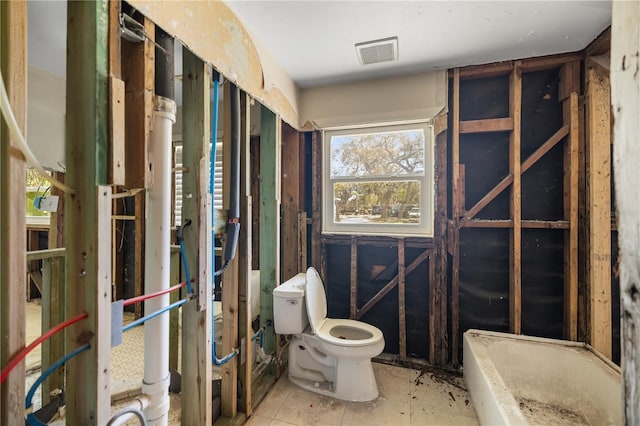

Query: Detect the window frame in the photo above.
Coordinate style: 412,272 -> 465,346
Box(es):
322,120 -> 434,237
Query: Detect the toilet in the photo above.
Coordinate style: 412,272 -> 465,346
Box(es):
273,267 -> 385,402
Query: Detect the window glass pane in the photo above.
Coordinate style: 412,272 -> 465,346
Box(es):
332,181 -> 421,225
330,129 -> 425,178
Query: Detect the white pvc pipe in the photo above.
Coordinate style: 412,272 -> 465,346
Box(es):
143,96 -> 176,425
108,394 -> 151,426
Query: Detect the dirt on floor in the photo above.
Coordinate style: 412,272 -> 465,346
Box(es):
517,397 -> 588,425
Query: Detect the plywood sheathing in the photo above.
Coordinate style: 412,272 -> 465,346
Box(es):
127,0 -> 300,129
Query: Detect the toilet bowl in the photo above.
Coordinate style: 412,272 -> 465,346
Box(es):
273,267 -> 385,402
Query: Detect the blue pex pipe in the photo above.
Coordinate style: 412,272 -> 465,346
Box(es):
123,298 -> 189,332
25,344 -> 91,426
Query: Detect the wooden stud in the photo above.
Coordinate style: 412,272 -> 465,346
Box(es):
451,68 -> 461,366
298,212 -> 307,272
350,237 -> 358,319
398,239 -> 407,360
122,16 -> 154,189
563,79 -> 580,342
181,49 -> 212,425
222,81 -> 239,418
42,173 -> 66,401
311,131 -> 322,270
259,105 -> 281,360
509,62 -> 522,335
109,77 -> 126,185
459,117 -> 514,134
586,65 -> 611,353
611,2 -> 640,420
434,131 -> 449,366
281,122 -> 301,281
64,2 -> 112,423
237,93 -> 253,415
0,1 -> 26,421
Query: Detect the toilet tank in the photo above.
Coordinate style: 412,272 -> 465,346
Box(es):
273,273 -> 308,334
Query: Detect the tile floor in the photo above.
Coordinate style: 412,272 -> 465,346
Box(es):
248,362 -> 478,426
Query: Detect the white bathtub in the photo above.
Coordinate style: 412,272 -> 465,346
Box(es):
463,329 -> 622,425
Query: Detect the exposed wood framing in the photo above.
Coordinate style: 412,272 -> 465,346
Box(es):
108,0 -> 124,185
121,16 -> 153,189
611,2 -> 640,420
357,249 -> 430,320
350,237 -> 358,319
586,63 -> 612,355
398,239 -> 407,360
0,1 -> 26,421
298,212 -> 308,272
64,2 -> 112,423
311,131 -> 322,270
222,81 -> 239,418
509,62 -> 522,335
562,63 -> 580,341
180,49 -> 212,425
460,125 -> 570,225
169,247 -> 180,371
451,68 -> 461,365
460,117 -> 513,134
237,93 -> 253,416
42,173 -> 66,401
121,17 -> 153,318
259,105 -> 281,360
281,122 -> 302,281
434,126 -> 448,366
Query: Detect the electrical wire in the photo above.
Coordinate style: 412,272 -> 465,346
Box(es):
122,282 -> 187,307
25,344 -> 91,426
106,407 -> 147,426
123,298 -> 189,332
0,70 -> 75,194
0,312 -> 88,385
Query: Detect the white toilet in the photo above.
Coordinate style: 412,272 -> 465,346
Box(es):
273,267 -> 385,402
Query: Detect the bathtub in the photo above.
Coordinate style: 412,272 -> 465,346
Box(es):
463,329 -> 622,425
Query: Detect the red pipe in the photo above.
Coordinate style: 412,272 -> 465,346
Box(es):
0,312 -> 88,385
122,281 -> 186,307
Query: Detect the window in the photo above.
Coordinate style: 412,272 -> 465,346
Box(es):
323,122 -> 433,236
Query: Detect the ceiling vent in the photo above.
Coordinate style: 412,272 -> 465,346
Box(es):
355,37 -> 398,65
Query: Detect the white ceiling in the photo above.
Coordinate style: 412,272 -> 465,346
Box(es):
224,0 -> 612,88
27,1 -> 611,88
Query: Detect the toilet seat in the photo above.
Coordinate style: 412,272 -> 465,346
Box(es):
306,267 -> 383,347
316,318 -> 384,347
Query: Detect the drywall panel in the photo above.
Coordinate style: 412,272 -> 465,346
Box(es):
127,0 -> 300,129
299,70 -> 447,129
27,66 -> 65,171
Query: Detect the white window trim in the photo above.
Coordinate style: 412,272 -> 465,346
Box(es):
322,121 -> 434,237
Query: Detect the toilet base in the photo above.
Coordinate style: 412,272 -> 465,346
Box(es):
287,334 -> 380,402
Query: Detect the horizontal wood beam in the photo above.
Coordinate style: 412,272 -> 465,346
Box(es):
321,235 -> 434,249
357,249 -> 430,320
460,117 -> 513,134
